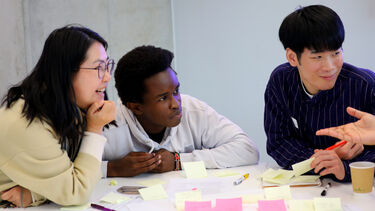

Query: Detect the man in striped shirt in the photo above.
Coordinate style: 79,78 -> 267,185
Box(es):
264,5 -> 375,182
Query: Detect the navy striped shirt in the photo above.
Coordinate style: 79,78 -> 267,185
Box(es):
264,62 -> 375,182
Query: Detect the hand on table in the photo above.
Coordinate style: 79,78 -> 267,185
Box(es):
107,151 -> 161,177
151,149 -> 175,173
1,186 -> 32,207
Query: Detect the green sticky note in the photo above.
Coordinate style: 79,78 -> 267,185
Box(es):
289,200 -> 314,211
292,157 -> 315,177
138,184 -> 168,201
264,185 -> 292,200
183,161 -> 208,179
314,197 -> 342,211
100,192 -> 130,204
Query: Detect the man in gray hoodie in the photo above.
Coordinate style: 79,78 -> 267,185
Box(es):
102,46 -> 259,177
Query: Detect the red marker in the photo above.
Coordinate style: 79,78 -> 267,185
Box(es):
325,141 -> 347,151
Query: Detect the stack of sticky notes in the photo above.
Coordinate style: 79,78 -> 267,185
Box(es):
261,158 -> 320,186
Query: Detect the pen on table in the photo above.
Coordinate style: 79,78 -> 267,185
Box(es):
320,182 -> 331,196
233,173 -> 249,185
325,140 -> 347,151
91,203 -> 116,211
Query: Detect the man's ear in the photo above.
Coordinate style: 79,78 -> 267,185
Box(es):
286,48 -> 299,67
126,102 -> 143,115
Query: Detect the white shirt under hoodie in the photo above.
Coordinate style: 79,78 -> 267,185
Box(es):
102,94 -> 259,176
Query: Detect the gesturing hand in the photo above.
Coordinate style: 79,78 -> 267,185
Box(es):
316,107 -> 375,145
107,151 -> 161,177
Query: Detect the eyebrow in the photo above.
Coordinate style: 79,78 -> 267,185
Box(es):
92,57 -> 109,64
156,83 -> 180,98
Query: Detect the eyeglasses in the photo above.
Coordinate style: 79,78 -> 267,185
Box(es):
80,59 -> 115,79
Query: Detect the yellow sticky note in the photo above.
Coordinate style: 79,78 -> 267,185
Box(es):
100,192 -> 130,204
263,169 -> 294,184
291,175 -> 320,183
292,157 -> 314,177
137,178 -> 166,187
241,194 -> 264,204
215,170 -> 240,177
60,203 -> 90,210
289,200 -> 314,211
109,179 -> 117,186
314,197 -> 342,211
175,189 -> 202,210
138,184 -> 168,201
264,185 -> 292,200
183,161 -> 208,179
260,168 -> 280,179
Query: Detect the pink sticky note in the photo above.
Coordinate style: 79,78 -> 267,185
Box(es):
258,200 -> 287,211
185,201 -> 212,211
215,198 -> 242,211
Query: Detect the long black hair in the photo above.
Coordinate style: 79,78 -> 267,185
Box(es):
1,24 -> 108,160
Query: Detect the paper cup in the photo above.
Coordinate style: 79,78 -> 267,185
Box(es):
349,161 -> 375,194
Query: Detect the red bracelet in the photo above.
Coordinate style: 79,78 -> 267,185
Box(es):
174,152 -> 181,171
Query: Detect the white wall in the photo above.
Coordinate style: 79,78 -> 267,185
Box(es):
172,0 -> 375,162
1,0 -> 173,101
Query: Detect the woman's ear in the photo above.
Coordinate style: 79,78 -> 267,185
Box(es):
126,102 -> 143,115
286,48 -> 299,67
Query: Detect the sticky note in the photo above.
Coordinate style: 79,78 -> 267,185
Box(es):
260,168 -> 281,179
185,201 -> 211,211
264,169 -> 294,185
292,157 -> 314,177
264,185 -> 292,200
109,179 -> 117,186
314,197 -> 342,211
175,189 -> 202,211
100,192 -> 130,204
215,170 -> 240,177
138,184 -> 168,201
258,200 -> 287,211
137,178 -> 166,187
241,193 -> 265,204
60,203 -> 90,210
183,161 -> 208,179
289,200 -> 314,211
291,175 -> 320,183
215,198 -> 242,211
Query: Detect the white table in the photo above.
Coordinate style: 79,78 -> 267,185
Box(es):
23,163 -> 375,211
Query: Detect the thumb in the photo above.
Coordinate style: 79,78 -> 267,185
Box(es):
347,107 -> 367,120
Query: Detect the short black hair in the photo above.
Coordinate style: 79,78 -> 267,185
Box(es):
115,45 -> 174,105
279,5 -> 345,59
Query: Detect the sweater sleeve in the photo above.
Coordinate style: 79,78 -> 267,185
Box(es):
264,81 -> 315,169
0,116 -> 106,206
180,102 -> 259,168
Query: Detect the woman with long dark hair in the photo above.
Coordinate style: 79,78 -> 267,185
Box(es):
0,25 -> 116,207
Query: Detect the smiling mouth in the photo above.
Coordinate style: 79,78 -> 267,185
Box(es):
321,74 -> 336,80
96,88 -> 105,94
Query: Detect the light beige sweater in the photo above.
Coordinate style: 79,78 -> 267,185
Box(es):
0,99 -> 107,206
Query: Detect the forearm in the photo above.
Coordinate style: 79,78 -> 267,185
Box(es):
180,137 -> 259,168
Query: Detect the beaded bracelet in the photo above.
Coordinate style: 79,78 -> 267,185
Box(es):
174,152 -> 182,171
